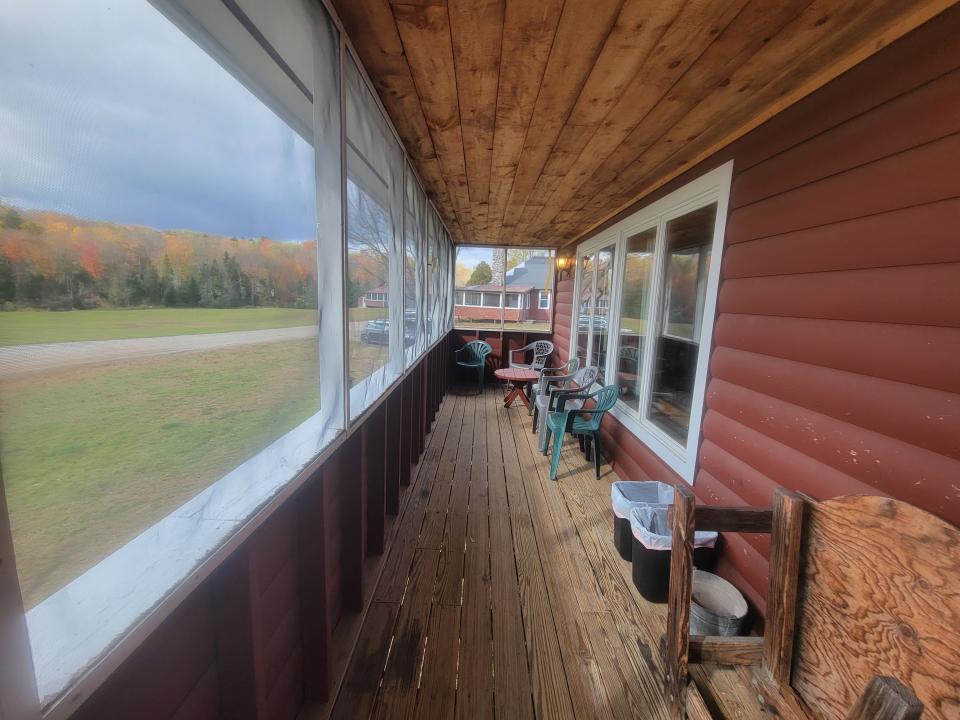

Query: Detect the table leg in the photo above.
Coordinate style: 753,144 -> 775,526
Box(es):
503,383 -> 521,407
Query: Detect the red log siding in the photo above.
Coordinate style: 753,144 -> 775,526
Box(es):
73,336 -> 452,718
554,7 -> 960,614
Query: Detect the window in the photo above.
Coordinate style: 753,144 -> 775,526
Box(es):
344,54 -> 405,418
0,0 -> 454,708
646,203 -> 717,442
0,0 -> 324,614
577,245 -> 615,383
454,246 -> 555,332
571,162 -> 732,481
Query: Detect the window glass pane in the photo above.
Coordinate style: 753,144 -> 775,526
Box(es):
647,203 -> 717,444
502,248 -> 554,332
0,0 -> 319,608
346,176 -> 390,384
504,293 -> 521,308
539,291 -> 551,310
591,246 -> 615,382
576,254 -> 594,364
454,246 -> 503,330
615,227 -> 656,411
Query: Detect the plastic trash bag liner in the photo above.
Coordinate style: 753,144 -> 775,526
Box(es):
611,480 -> 675,519
630,505 -> 718,551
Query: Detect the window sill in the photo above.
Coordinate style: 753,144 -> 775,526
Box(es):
27,410 -> 338,717
607,401 -> 693,483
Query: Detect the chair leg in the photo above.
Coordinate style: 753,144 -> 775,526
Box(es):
531,405 -> 538,433
578,434 -> 585,453
543,427 -> 552,457
549,429 -> 564,481
592,430 -> 602,479
478,367 -> 484,394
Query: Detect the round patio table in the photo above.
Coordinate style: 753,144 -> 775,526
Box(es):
494,367 -> 540,409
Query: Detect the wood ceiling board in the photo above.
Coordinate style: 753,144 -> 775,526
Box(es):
555,0 -> 960,242
393,3 -> 474,237
333,0 -> 464,239
448,0 -> 505,241
519,0 -> 685,227
486,0 -> 564,246
497,0 -> 626,245
522,0 -> 751,237
330,0 -> 957,247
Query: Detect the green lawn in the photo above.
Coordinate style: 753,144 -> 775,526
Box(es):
0,339 -> 321,607
0,307 -> 319,346
348,306 -> 387,322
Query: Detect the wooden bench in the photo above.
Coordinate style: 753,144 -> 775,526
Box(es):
664,485 -> 960,719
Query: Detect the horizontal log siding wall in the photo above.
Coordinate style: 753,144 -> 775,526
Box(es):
72,335 -> 452,719
554,7 -> 960,614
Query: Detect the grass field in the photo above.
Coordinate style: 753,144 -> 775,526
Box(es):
0,307 -> 320,346
0,339 -> 321,607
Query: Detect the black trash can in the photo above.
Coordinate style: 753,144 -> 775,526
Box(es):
611,481 -> 675,562
629,505 -> 718,603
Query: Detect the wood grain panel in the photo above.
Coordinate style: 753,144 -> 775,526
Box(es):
792,496 -> 960,719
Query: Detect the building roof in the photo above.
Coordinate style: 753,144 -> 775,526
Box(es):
458,255 -> 551,292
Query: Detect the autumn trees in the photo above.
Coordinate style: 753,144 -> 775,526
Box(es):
0,205 -> 318,311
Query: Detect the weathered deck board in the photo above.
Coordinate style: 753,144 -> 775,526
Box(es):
329,387 -> 757,718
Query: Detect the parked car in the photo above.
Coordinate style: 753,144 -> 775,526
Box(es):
361,317 -> 419,346
360,319 -> 389,345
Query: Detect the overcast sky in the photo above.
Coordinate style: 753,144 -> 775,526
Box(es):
0,0 -> 316,242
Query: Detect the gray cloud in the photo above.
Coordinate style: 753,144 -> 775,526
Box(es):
0,0 -> 316,241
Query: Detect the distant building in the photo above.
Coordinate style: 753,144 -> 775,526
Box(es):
361,284 -> 388,308
455,255 -> 552,324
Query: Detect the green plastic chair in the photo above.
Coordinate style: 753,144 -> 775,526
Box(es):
544,384 -> 619,481
454,340 -> 493,394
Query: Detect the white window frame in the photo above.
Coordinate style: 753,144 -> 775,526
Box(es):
570,161 -> 733,483
538,290 -> 551,310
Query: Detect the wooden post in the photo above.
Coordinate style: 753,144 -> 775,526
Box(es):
298,476 -> 330,703
665,483 -> 696,719
340,436 -> 364,613
385,389 -> 402,514
845,677 -> 923,720
213,551 -> 262,720
762,488 -> 805,684
364,405 -> 387,556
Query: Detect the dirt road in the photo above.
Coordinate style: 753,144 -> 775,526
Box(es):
0,325 -> 320,380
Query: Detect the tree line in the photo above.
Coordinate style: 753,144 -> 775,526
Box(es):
0,206 -> 318,311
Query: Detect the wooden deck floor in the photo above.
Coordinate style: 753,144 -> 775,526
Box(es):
328,387 -> 754,719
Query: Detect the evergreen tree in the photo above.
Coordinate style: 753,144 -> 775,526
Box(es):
1,208 -> 24,230
183,276 -> 201,306
163,284 -> 179,307
467,261 -> 493,286
0,256 -> 15,302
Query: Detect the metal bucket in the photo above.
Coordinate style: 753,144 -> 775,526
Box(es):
690,570 -> 748,636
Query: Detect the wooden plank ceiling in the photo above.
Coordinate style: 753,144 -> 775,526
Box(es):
329,0 -> 955,246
